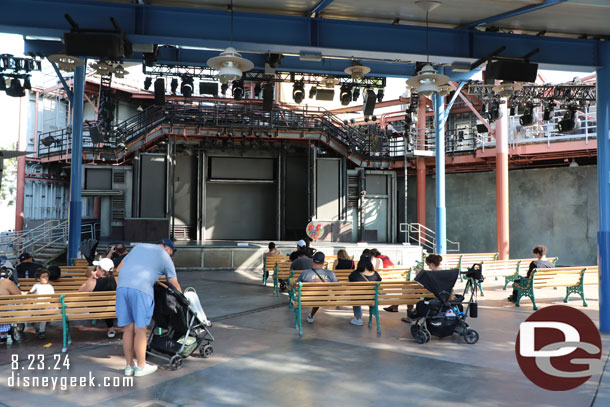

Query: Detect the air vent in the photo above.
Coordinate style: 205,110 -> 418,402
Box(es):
112,196 -> 125,220
347,175 -> 360,208
113,170 -> 125,184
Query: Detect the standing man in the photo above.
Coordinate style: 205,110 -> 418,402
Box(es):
115,238 -> 181,377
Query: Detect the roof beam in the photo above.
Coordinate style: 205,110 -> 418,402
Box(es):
309,0 -> 335,17
457,0 -> 568,30
4,0 -> 599,71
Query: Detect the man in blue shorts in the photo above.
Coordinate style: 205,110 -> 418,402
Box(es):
115,238 -> 181,377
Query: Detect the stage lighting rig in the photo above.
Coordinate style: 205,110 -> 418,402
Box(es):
293,81 -> 305,104
232,80 -> 244,100
340,84 -> 352,106
519,102 -> 536,126
557,105 -> 580,133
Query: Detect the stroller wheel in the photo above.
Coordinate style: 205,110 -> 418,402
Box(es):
410,324 -> 421,338
200,344 -> 214,358
423,329 -> 431,343
464,329 -> 479,345
169,355 -> 183,370
414,329 -> 428,344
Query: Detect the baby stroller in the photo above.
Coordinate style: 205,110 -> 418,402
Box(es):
147,282 -> 215,370
409,268 -> 481,345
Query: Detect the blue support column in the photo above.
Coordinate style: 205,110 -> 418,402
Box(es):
598,42 -> 610,333
434,92 -> 446,255
67,64 -> 85,265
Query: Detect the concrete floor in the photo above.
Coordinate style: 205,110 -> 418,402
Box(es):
0,270 -> 609,407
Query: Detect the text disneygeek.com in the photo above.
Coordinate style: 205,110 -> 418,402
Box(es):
8,371 -> 134,391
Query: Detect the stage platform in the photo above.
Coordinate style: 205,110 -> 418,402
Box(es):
104,240 -> 424,271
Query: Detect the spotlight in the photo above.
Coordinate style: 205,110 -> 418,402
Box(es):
486,101 -> 502,121
41,136 -> 56,147
180,76 -> 194,98
509,105 -> 516,116
372,115 -> 377,122
5,78 -> 25,97
340,84 -> 352,106
170,78 -> 178,94
519,103 -> 536,126
144,77 -> 152,90
254,82 -> 262,98
293,81 -> 305,104
557,106 -> 580,133
352,87 -> 360,101
376,89 -> 384,103
543,103 -> 554,121
0,75 -> 5,91
23,76 -> 31,90
309,86 -> 317,99
232,80 -> 244,100
221,83 -> 229,95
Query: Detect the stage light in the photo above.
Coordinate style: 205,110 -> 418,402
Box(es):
486,101 -> 502,121
254,82 -> 262,98
0,75 -> 5,91
340,84 -> 352,106
376,89 -> 384,103
309,86 -> 317,99
5,78 -> 25,97
23,76 -> 31,90
293,81 -> 305,104
509,105 -> 516,116
543,103 -> 554,121
519,103 -> 536,126
557,106 -> 580,133
170,78 -> 178,94
181,77 -> 194,98
144,77 -> 152,90
232,80 -> 244,100
41,136 -> 56,147
352,87 -> 360,101
221,83 -> 229,95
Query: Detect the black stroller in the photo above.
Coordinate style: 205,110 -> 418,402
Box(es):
147,282 -> 215,370
409,267 -> 481,345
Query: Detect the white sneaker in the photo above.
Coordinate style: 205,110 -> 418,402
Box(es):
306,314 -> 315,324
134,363 -> 158,377
124,364 -> 136,376
350,318 -> 363,326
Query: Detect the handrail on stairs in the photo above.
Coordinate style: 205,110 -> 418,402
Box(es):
400,223 -> 460,253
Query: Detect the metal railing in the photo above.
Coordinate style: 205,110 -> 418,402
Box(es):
401,222 -> 460,253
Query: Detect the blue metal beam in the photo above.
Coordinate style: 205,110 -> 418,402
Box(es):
597,41 -> 610,333
49,60 -> 73,103
458,0 -> 568,30
310,0 -> 335,17
67,64 -> 85,265
440,81 -> 466,126
3,0 -> 598,71
434,84 -> 447,255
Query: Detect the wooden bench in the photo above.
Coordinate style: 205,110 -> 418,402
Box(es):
263,256 -> 289,285
60,266 -> 89,278
273,261 -> 293,296
18,277 -> 88,293
292,281 -> 431,335
514,266 -> 598,310
0,291 -> 116,352
72,259 -> 89,267
481,257 -> 558,290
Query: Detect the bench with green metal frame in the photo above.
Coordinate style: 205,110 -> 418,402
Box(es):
263,256 -> 289,286
500,257 -> 558,290
513,266 -> 598,310
0,291 -> 116,352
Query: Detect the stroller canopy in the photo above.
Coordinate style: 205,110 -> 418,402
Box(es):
415,269 -> 460,302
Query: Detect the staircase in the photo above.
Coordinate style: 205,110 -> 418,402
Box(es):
401,223 -> 460,253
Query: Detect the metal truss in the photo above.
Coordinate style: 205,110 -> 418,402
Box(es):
466,82 -> 596,102
0,54 -> 42,77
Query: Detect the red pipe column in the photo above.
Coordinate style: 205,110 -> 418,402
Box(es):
495,100 -> 510,259
416,96 -> 427,226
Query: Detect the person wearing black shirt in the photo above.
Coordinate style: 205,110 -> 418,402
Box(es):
79,258 -> 118,337
348,255 -> 382,326
508,245 -> 554,302
16,253 -> 43,280
107,243 -> 129,268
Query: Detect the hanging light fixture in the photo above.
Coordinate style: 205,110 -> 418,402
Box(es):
407,2 -> 449,96
113,64 -> 128,78
91,61 -> 115,76
344,61 -> 371,80
48,53 -> 85,72
492,81 -> 523,98
206,1 -> 253,83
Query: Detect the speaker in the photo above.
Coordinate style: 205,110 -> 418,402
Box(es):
315,89 -> 335,101
476,124 -> 488,133
363,89 -> 376,116
64,32 -> 132,59
484,60 -> 538,84
154,78 -> 165,105
262,83 -> 274,112
199,82 -> 218,97
88,124 -> 105,144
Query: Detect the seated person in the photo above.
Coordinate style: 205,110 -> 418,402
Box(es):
16,252 -> 43,280
372,248 -> 394,269
284,248 -> 314,291
508,245 -> 554,303
107,243 -> 129,268
289,240 -> 308,261
332,249 -> 355,270
79,258 -> 118,338
348,257 -> 381,326
264,242 -> 282,259
291,252 -> 338,324
29,268 -> 55,339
